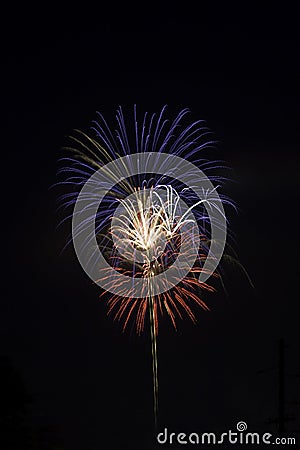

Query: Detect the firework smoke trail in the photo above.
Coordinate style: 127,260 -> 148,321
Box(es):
148,279 -> 159,427
56,105 -> 235,428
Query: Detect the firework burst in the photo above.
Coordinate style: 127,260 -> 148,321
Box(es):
57,105 -> 235,426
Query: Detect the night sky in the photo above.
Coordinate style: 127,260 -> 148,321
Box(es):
2,12 -> 300,450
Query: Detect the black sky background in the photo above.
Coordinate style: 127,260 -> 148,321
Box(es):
2,11 -> 300,449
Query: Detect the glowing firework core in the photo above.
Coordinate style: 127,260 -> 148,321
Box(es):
111,185 -> 201,279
